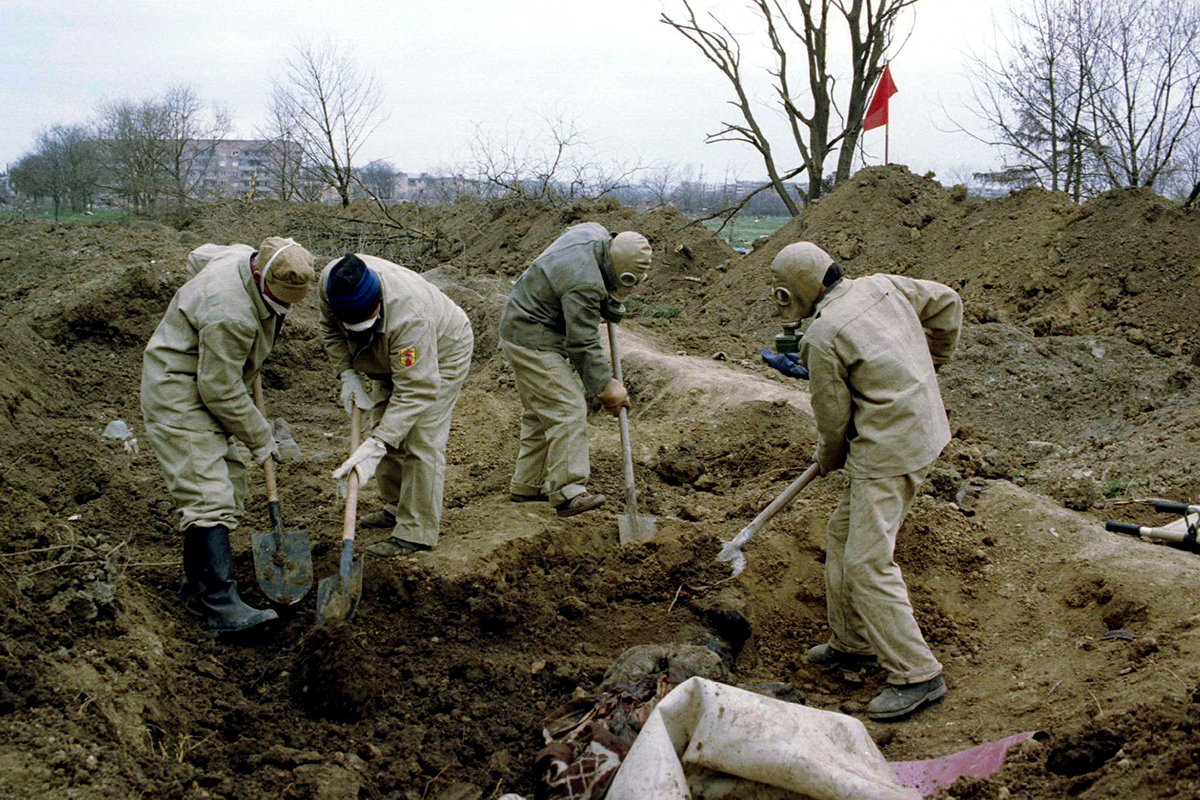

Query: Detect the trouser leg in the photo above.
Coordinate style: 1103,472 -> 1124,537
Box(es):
367,385 -> 402,516
392,339 -> 472,547
837,465 -> 942,685
143,421 -> 241,532
825,486 -> 874,656
510,405 -> 549,496
502,341 -> 590,507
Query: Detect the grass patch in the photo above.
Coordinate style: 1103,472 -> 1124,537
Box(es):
1102,477 -> 1134,498
27,206 -> 131,223
623,298 -> 682,320
701,214 -> 791,251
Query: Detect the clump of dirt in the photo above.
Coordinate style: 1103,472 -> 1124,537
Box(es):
291,622 -> 378,721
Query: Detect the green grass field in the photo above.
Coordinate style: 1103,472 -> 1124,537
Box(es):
23,206 -> 131,223
701,214 -> 791,251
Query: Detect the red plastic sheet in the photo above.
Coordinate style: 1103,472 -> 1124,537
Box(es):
890,731 -> 1045,797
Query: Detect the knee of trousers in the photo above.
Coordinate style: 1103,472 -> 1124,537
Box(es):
842,560 -> 894,595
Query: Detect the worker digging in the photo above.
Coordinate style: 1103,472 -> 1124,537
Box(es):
141,236 -> 315,633
766,241 -> 963,721
319,253 -> 474,559
498,223 -> 652,519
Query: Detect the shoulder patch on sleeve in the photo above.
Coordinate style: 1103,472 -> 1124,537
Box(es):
399,346 -> 418,367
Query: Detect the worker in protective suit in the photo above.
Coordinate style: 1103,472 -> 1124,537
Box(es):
142,237 -> 315,633
498,223 -> 651,517
766,242 -> 961,721
319,254 -> 473,558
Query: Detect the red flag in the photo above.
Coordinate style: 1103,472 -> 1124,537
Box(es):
863,64 -> 898,131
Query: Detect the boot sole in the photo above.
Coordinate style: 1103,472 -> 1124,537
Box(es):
556,497 -> 606,517
868,682 -> 948,721
209,610 -> 279,635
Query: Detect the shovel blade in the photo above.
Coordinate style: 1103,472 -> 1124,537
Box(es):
618,513 -> 658,545
315,557 -> 364,627
252,526 -> 314,606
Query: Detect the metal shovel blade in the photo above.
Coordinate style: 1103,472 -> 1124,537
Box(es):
252,501 -> 313,606
618,513 -> 658,545
315,540 -> 364,626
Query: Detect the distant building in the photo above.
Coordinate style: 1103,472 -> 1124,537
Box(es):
192,139 -> 282,199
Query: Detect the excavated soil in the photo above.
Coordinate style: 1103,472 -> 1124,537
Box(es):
3,174 -> 1200,799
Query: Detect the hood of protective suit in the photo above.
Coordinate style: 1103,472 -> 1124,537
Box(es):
609,231 -> 652,300
770,242 -> 834,322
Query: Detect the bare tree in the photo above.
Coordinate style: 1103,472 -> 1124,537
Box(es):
96,98 -> 166,212
357,159 -> 398,200
1090,0 -> 1200,190
94,84 -> 228,211
465,111 -> 643,206
964,0 -> 1200,199
9,126 -> 100,218
271,40 -> 387,207
662,0 -> 918,215
962,0 -> 1106,199
155,84 -> 230,203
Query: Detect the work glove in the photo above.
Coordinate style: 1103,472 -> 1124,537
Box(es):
596,378 -> 631,418
339,369 -> 374,416
761,348 -> 809,379
332,437 -> 387,496
250,439 -> 281,466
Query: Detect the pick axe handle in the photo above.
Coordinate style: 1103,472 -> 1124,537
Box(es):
343,406 -> 362,545
741,463 -> 820,540
252,375 -> 278,503
606,323 -> 639,515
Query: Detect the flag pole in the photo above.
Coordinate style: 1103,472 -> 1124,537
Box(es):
884,60 -> 890,165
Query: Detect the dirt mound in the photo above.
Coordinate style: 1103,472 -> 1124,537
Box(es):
682,166 -> 1200,361
5,191 -> 1200,799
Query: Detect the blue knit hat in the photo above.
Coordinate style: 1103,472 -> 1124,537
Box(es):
326,254 -> 382,324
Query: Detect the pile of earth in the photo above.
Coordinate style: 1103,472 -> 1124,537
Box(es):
2,184 -> 1200,800
693,165 -> 1200,360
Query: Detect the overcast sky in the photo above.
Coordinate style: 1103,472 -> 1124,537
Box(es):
0,0 -> 1004,185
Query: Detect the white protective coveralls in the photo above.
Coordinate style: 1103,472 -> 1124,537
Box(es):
799,274 -> 961,685
318,255 -> 474,548
141,245 -> 280,531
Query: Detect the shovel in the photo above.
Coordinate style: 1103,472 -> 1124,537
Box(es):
717,462 -> 820,577
315,405 -> 365,626
607,322 -> 658,544
250,375 -> 313,605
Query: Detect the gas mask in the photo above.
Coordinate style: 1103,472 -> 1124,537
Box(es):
769,285 -> 803,352
600,269 -> 647,324
604,232 -> 652,324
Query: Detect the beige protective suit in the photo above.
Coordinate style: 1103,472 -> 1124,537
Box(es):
318,255 -> 473,548
497,223 -> 619,506
799,274 -> 961,685
141,246 -> 280,531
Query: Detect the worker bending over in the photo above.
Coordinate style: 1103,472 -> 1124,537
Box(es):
767,241 -> 962,720
320,254 -> 473,558
498,223 -> 651,517
142,237 -> 314,633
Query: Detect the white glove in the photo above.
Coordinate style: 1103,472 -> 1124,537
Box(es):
339,369 -> 374,417
332,437 -> 388,495
251,439 -> 280,466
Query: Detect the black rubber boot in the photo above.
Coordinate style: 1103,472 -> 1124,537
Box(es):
181,525 -> 278,633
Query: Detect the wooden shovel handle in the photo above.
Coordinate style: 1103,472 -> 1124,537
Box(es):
343,406 -> 362,543
252,375 -> 278,503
